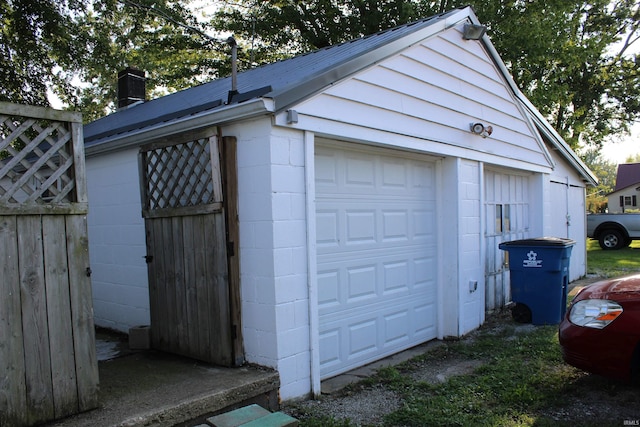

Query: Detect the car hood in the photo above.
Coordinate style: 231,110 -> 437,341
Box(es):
576,274 -> 640,303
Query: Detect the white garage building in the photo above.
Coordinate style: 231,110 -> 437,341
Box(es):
83,7 -> 596,400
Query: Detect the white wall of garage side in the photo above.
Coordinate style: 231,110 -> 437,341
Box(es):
439,158 -> 484,337
85,148 -> 149,333
544,149 -> 588,281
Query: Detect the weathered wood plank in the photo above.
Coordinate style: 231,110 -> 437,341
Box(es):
223,136 -> 244,365
148,217 -> 169,351
43,215 -> 79,418
0,215 -> 28,427
17,215 -> 55,425
182,215 -> 199,358
65,214 -> 99,412
193,214 -> 212,361
206,212 -> 232,366
0,101 -> 82,123
146,217 -> 163,349
162,216 -> 178,353
71,122 -> 88,204
209,136 -> 223,203
141,202 -> 222,219
139,127 -> 216,152
171,216 -> 187,355
0,202 -> 88,216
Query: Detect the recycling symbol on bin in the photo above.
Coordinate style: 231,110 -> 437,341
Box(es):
522,250 -> 543,268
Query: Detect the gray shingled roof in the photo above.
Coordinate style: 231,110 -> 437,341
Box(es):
84,8 -> 462,145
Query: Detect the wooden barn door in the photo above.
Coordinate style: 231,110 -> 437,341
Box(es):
0,102 -> 98,426
139,130 -> 241,366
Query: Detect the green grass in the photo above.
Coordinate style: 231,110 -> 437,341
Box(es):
377,324 -> 581,426
290,244 -> 640,427
586,239 -> 640,277
294,318 -> 636,427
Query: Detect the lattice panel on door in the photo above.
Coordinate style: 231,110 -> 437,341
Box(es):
141,137 -> 219,211
0,114 -> 76,205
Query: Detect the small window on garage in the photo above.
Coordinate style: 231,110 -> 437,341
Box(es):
504,204 -> 511,231
495,204 -> 512,233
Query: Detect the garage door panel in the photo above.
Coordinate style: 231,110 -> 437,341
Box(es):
316,144 -> 437,378
346,210 -> 376,244
414,256 -> 437,289
318,204 -> 432,251
383,310 -> 411,346
414,208 -> 436,239
349,319 -> 378,358
318,269 -> 340,309
318,253 -> 434,313
319,295 -> 437,374
316,210 -> 339,247
382,260 -> 410,293
346,264 -> 377,301
413,301 -> 437,337
319,328 -> 341,368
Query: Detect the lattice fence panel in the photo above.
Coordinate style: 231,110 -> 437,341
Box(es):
0,113 -> 77,205
141,137 -> 219,211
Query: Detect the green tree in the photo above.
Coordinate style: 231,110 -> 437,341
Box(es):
471,0 -> 640,150
0,0 -> 88,106
70,0 -> 229,121
582,147 -> 617,212
624,153 -> 640,163
0,0 -> 227,122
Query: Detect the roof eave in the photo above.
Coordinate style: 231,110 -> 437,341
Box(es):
85,98 -> 274,157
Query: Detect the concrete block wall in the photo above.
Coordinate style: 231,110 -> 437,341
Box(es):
85,148 -> 150,332
230,119 -> 312,400
458,160 -> 484,335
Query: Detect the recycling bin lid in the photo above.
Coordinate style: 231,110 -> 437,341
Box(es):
498,237 -> 576,248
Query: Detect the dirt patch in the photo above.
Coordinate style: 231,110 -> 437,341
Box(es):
407,357 -> 485,384
291,384 -> 401,426
539,374 -> 640,423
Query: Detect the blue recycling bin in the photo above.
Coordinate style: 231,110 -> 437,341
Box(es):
498,237 -> 575,325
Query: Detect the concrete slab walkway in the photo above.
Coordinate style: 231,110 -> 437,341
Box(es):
43,350 -> 279,427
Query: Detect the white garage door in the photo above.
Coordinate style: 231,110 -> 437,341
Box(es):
315,143 -> 438,379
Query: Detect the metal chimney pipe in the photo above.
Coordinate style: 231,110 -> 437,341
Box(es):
227,36 -> 238,92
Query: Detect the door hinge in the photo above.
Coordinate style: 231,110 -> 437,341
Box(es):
227,241 -> 235,257
144,255 -> 154,263
231,324 -> 238,339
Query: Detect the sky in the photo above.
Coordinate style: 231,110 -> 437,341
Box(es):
599,122 -> 640,164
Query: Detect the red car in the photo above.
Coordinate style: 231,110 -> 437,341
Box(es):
559,274 -> 640,383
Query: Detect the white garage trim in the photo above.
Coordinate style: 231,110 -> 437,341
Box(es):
315,140 -> 439,379
304,131 -> 322,396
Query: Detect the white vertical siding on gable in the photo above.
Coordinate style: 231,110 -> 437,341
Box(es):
294,27 -> 550,170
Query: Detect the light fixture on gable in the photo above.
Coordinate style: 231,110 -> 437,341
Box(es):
470,122 -> 493,138
463,23 -> 487,40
